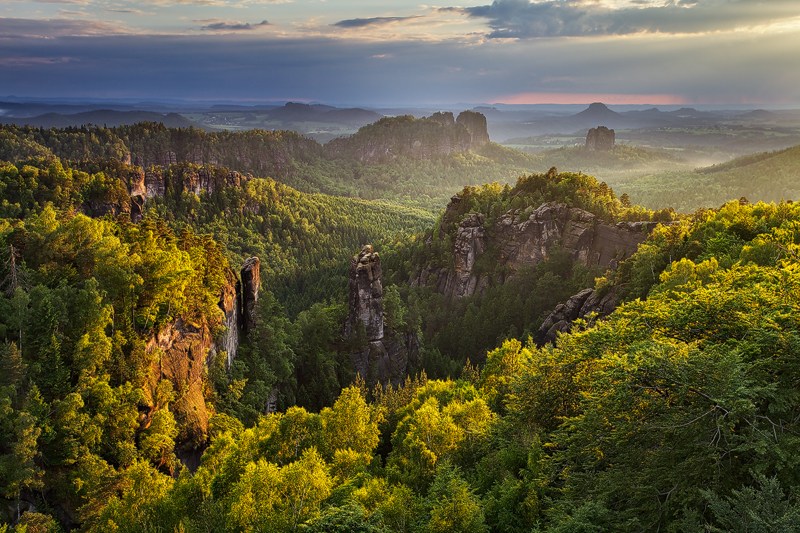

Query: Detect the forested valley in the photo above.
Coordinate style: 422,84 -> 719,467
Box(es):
3,117 -> 800,532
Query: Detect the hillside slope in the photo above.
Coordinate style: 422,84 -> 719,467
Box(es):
615,144 -> 800,211
0,115 -> 535,209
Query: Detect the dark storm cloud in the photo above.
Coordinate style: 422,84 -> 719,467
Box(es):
458,0 -> 800,38
333,16 -> 421,29
200,20 -> 269,31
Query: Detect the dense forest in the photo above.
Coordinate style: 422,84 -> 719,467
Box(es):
0,121 -> 533,211
3,121 -> 800,531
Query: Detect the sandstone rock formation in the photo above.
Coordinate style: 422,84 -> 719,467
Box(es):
345,245 -> 419,386
457,110 -> 490,146
80,163 -> 249,221
326,110 -> 490,163
345,245 -> 384,342
414,198 -> 655,300
586,126 -> 615,151
145,317 -> 214,447
535,286 -> 621,346
142,166 -> 247,200
143,256 -> 261,449
217,269 -> 239,369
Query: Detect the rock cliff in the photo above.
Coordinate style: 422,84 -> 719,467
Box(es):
145,317 -> 214,447
325,111 -> 490,163
457,110 -> 490,147
414,197 -> 655,300
143,165 -> 247,200
344,245 -> 419,386
79,163 -> 249,221
535,286 -> 621,346
143,256 -> 261,449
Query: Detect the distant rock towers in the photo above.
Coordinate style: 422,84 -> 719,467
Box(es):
586,126 -> 615,151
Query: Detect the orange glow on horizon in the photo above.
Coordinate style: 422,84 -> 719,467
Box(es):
493,92 -> 690,105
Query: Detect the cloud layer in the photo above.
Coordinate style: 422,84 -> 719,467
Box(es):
200,19 -> 269,31
461,0 -> 800,38
1,0 -> 799,105
333,16 -> 421,29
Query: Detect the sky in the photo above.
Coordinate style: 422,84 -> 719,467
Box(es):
1,0 -> 800,106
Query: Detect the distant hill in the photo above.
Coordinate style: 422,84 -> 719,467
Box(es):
526,144 -> 690,177
571,102 -> 623,122
260,102 -> 382,126
1,109 -> 199,129
0,119 -> 534,209
325,111 -> 490,163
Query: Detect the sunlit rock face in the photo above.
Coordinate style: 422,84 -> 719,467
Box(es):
142,256 -> 262,450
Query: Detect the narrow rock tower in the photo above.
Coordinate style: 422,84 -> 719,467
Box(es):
345,245 -> 418,385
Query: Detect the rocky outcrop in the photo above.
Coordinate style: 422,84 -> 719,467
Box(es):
586,126 -> 615,151
414,198 -> 655,300
239,257 -> 261,334
345,245 -> 419,386
441,213 -> 488,299
326,111 -> 490,163
345,245 -> 384,342
535,286 -> 621,345
142,166 -> 247,200
495,203 -> 652,270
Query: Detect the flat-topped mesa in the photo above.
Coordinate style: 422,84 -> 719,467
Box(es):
345,245 -> 419,386
586,126 -> 615,151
